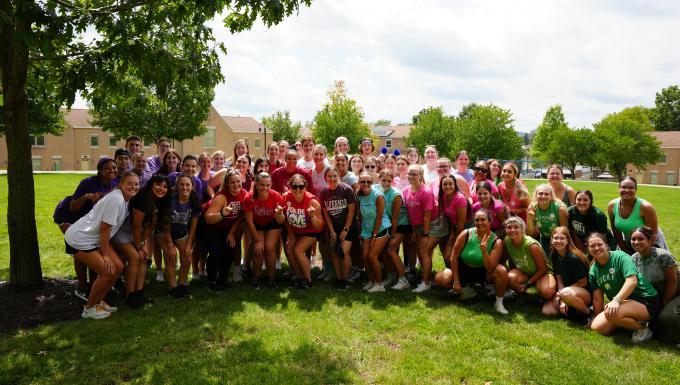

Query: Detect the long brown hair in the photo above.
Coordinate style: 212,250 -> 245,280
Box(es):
551,226 -> 590,267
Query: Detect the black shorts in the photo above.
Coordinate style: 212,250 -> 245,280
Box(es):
363,228 -> 389,240
171,227 -> 188,241
65,241 -> 97,255
396,224 -> 412,234
297,231 -> 322,240
459,261 -> 487,286
255,220 -> 283,232
334,225 -> 359,243
630,295 -> 662,319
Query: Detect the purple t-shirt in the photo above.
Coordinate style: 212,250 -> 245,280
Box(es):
319,182 -> 357,232
402,184 -> 437,226
71,176 -> 118,219
168,172 -> 204,200
147,155 -> 162,175
170,193 -> 200,231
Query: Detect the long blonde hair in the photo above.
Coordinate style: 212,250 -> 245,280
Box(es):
530,184 -> 564,210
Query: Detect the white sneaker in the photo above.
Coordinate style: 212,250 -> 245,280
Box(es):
631,327 -> 653,343
82,305 -> 111,320
98,301 -> 117,313
232,266 -> 243,283
276,259 -> 282,270
362,281 -> 375,291
392,278 -> 411,291
460,286 -> 477,300
494,302 -> 509,315
310,254 -> 316,267
383,273 -> 397,288
192,273 -> 200,281
156,270 -> 165,282
368,283 -> 385,292
412,282 -> 431,293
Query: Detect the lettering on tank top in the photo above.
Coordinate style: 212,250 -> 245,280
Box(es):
325,198 -> 348,217
254,205 -> 273,218
286,202 -> 308,228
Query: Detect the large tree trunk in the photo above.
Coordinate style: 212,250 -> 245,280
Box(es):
1,2 -> 43,287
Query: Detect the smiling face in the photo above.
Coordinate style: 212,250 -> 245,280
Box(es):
575,192 -> 592,214
547,166 -> 563,183
165,153 -> 180,171
384,157 -> 396,171
116,155 -> 130,171
619,179 -> 637,200
350,157 -> 363,173
360,141 -> 373,155
407,150 -> 419,165
313,148 -> 326,165
256,161 -> 269,173
268,144 -> 279,160
177,175 -> 193,197
100,161 -> 118,182
379,173 -> 393,192
535,186 -> 552,206
256,176 -> 272,196
473,162 -> 489,182
212,153 -> 225,169
456,153 -> 469,169
476,186 -> 491,204
126,140 -> 142,155
551,230 -> 568,253
335,156 -> 348,173
289,176 -> 306,197
236,155 -> 250,173
157,140 -> 171,157
133,155 -> 147,172
474,211 -> 491,232
587,235 -> 609,261
228,173 -> 242,195
631,230 -> 652,254
501,164 -> 516,182
285,152 -> 298,171
120,174 -> 140,200
335,139 -> 349,154
358,175 -> 373,194
325,169 -> 340,187
504,221 -> 523,240
199,156 -> 211,172
235,142 -> 248,157
182,159 -> 198,176
152,180 -> 168,199
424,147 -> 437,164
437,159 -> 450,176
441,176 -> 456,195
407,165 -> 422,186
279,142 -> 290,155
396,159 -> 409,175
364,158 -> 377,173
302,140 -> 315,156
489,161 -> 500,178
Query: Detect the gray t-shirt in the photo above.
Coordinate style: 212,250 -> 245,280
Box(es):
319,182 -> 357,232
631,247 -> 679,297
340,171 -> 358,187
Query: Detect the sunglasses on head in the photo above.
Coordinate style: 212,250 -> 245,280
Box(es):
290,184 -> 305,190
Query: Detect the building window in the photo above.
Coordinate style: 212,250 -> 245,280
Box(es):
386,139 -> 392,148
31,157 -> 42,170
203,127 -> 216,148
90,135 -> 99,148
649,171 -> 658,184
255,139 -> 261,149
109,136 -> 118,147
52,157 -> 62,171
659,153 -> 667,165
30,135 -> 45,146
667,172 -> 676,186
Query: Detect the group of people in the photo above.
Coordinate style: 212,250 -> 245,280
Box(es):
54,135 -> 679,346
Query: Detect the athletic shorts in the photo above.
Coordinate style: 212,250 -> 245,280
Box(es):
362,228 -> 389,240
415,215 -> 449,239
630,295 -> 662,319
296,231 -> 322,240
255,220 -> 283,232
65,241 -> 97,255
171,227 -> 188,241
458,262 -> 487,286
396,224 -> 412,234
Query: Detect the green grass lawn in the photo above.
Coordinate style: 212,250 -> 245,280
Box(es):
1,175 -> 679,385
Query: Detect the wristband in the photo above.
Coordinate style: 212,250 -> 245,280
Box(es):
343,227 -> 350,232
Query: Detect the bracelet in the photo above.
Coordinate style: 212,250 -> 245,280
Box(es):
343,227 -> 349,232
612,296 -> 622,304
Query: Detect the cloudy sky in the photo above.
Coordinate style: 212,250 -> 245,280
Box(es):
202,0 -> 680,131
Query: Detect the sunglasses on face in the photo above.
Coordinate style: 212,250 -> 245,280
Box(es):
474,167 -> 488,173
359,180 -> 372,184
290,184 -> 305,190
365,165 -> 376,169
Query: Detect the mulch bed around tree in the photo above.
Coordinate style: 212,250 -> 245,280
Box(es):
0,278 -> 85,334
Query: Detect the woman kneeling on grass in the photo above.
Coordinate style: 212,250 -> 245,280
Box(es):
357,172 -> 392,292
630,227 -> 680,345
435,209 -> 509,314
283,174 -> 325,290
112,174 -> 171,308
588,232 -> 659,343
162,174 -> 201,298
504,216 -> 556,301
244,172 -> 285,289
64,171 -> 139,319
541,226 -> 591,322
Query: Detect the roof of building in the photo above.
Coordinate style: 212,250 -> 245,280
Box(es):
63,109 -> 95,128
651,131 -> 680,148
222,116 -> 262,133
370,125 -> 412,139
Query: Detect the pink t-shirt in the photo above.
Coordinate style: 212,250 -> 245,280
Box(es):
402,184 -> 437,226
393,176 -> 409,192
441,191 -> 468,225
471,200 -> 505,232
470,179 -> 499,204
498,181 -> 528,223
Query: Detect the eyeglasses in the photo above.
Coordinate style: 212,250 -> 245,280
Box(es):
359,180 -> 372,184
407,172 -> 420,176
290,184 -> 305,190
437,165 -> 450,169
365,165 -> 376,169
474,167 -> 488,173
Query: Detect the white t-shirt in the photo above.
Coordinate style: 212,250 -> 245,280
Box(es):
64,189 -> 130,250
423,164 -> 438,185
297,158 -> 330,169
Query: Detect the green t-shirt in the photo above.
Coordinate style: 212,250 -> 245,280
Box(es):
589,250 -> 657,300
535,201 -> 561,238
504,235 -> 553,275
460,228 -> 496,268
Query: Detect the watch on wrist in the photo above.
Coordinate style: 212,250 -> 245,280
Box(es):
343,227 -> 350,232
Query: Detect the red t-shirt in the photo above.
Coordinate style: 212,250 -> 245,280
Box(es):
283,190 -> 324,235
244,190 -> 283,226
202,189 -> 248,230
271,167 -> 313,194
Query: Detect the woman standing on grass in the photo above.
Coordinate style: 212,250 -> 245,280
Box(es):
161,174 -> 201,298
471,181 -> 507,235
282,174 -> 325,290
64,171 -> 139,319
203,169 -> 247,291
422,145 -> 439,185
211,150 -> 226,172
439,174 -> 469,269
527,184 -> 569,255
112,174 -> 171,308
267,143 -> 282,173
630,226 -> 680,345
377,169 -> 411,291
356,172 -> 392,292
608,176 -> 667,254
198,153 -> 215,202
488,158 -> 502,186
547,165 -> 576,206
244,172 -> 285,289
541,227 -> 592,321
503,216 -> 556,301
320,168 -> 358,290
157,149 -> 182,175
497,162 -> 529,223
435,209 -> 509,314
350,154 -> 364,178
588,232 -> 659,343
334,153 -> 358,190
567,190 -> 615,252
403,164 -> 449,293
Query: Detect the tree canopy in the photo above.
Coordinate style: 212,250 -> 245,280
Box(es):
262,110 -> 302,143
654,85 -> 680,131
405,106 -> 456,157
311,80 -> 372,151
531,104 -> 569,162
1,0 -> 312,287
455,103 -> 524,162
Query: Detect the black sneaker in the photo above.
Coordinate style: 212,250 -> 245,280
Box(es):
178,284 -> 190,297
140,290 -> 154,304
251,279 -> 261,290
112,278 -> 125,295
208,282 -> 226,292
125,292 -> 143,309
265,279 -> 277,288
74,287 -> 89,301
168,286 -> 182,298
296,280 -> 312,291
289,277 -> 301,288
